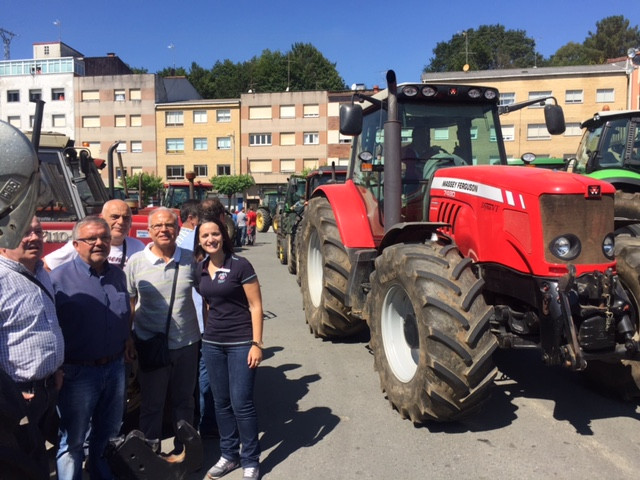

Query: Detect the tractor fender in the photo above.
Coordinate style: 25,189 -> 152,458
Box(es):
378,222 -> 451,251
311,180 -> 376,249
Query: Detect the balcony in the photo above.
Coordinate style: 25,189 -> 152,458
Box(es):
0,57 -> 85,77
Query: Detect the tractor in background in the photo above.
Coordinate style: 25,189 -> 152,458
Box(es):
255,190 -> 284,233
296,71 -> 640,423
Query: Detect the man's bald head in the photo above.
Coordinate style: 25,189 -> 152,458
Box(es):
101,199 -> 133,246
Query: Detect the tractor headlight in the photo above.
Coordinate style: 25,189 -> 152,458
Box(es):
602,234 -> 615,259
549,234 -> 581,261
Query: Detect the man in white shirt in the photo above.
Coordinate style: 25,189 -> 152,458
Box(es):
44,199 -> 145,270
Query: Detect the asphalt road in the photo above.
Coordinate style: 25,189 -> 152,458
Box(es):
187,231 -> 640,480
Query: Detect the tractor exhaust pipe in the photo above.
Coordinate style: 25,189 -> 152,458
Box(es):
107,141 -> 121,199
383,70 -> 401,232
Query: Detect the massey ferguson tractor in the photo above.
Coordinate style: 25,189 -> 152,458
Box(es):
297,70 -> 640,423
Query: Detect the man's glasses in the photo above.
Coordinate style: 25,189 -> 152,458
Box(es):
150,223 -> 177,231
76,236 -> 111,246
23,228 -> 44,239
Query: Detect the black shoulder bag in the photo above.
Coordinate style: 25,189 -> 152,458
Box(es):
135,262 -> 180,372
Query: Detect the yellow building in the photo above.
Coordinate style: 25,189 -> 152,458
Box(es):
422,62 -> 633,160
155,99 -> 241,184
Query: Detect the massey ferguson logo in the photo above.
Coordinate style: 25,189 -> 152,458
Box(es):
587,185 -> 601,198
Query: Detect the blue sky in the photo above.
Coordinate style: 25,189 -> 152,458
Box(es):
5,0 -> 640,90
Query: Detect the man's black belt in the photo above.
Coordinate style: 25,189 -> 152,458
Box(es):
65,352 -> 122,367
15,374 -> 55,392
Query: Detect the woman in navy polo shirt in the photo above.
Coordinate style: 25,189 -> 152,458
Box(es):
195,216 -> 263,480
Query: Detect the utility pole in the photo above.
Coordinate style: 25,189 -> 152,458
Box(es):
0,28 -> 17,60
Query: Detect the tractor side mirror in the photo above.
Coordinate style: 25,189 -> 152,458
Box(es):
544,104 -> 566,135
340,104 -> 363,136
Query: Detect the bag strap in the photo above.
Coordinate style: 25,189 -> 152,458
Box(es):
164,261 -> 180,336
16,269 -> 55,304
119,238 -> 128,269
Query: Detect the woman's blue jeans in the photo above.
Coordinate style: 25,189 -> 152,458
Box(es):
201,342 -> 260,468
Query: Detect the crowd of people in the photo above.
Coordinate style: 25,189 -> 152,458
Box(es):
0,198 -> 265,480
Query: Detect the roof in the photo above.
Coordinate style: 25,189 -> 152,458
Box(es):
160,77 -> 202,102
83,55 -> 133,76
581,110 -> 640,129
421,62 -> 629,83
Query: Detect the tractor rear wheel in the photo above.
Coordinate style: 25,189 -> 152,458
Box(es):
614,191 -> 640,220
287,230 -> 297,275
256,208 -> 271,232
272,213 -> 280,233
277,233 -> 288,265
299,197 -> 364,338
584,236 -> 640,399
368,242 -> 498,423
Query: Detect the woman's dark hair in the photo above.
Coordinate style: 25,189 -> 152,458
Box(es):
194,216 -> 234,262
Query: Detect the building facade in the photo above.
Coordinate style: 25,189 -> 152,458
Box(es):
155,99 -> 241,183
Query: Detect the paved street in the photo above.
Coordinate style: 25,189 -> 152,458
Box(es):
183,231 -> 640,480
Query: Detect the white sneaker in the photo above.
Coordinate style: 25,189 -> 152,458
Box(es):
243,466 -> 260,479
205,457 -> 239,479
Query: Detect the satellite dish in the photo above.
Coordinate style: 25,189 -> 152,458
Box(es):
463,64 -> 470,72
628,48 -> 637,59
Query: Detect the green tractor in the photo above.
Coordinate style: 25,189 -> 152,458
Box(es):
256,190 -> 283,233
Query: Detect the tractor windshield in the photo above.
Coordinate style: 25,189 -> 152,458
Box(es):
574,118 -> 640,173
350,99 -> 502,221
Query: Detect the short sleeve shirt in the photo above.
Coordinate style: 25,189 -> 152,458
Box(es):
45,237 -> 145,270
198,254 -> 257,344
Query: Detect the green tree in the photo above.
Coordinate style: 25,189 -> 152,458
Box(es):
583,15 -> 640,63
425,25 -> 540,72
548,42 -> 599,66
211,174 -> 256,207
156,66 -> 188,77
121,173 -> 164,205
128,66 -> 149,74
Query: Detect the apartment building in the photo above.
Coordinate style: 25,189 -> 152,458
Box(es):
155,99 -> 241,183
240,90 -> 329,197
422,62 -> 637,160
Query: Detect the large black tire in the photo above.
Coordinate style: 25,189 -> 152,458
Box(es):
277,233 -> 288,265
615,191 -> 640,220
298,197 -> 365,338
584,236 -> 640,399
287,231 -> 297,275
368,242 -> 498,423
256,208 -> 271,232
272,213 -> 280,233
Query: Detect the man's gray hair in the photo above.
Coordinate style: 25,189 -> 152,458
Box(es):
148,207 -> 179,227
72,216 -> 110,241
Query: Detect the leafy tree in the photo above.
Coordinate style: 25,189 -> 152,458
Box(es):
583,15 -> 640,63
128,66 -> 149,74
211,174 -> 256,207
121,173 -> 164,205
548,42 -> 600,66
156,66 -> 188,77
425,25 -> 540,72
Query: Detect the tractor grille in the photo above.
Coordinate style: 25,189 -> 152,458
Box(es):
540,194 -> 614,265
435,201 -> 461,234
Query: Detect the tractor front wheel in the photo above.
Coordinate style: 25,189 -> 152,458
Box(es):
256,208 -> 271,232
368,242 -> 498,423
287,230 -> 297,275
299,197 -> 364,338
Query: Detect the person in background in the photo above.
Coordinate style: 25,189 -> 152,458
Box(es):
44,199 -> 145,270
0,216 -> 65,479
176,200 -> 200,248
125,207 -> 200,461
245,207 -> 257,246
195,216 -> 263,480
235,207 -> 247,247
50,216 -> 132,480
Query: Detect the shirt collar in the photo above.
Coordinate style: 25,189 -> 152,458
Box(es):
143,242 -> 182,266
73,254 -> 110,277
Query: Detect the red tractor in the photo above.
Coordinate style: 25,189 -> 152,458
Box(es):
297,71 -> 640,423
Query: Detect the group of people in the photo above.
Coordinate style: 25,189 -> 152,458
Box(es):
0,198 -> 264,480
231,206 -> 257,247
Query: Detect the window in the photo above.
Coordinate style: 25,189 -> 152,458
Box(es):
565,90 -> 583,104
166,138 -> 185,153
194,110 -> 208,123
303,104 -> 319,117
52,88 -> 65,101
249,106 -> 271,120
166,165 -> 185,180
129,89 -> 141,101
303,158 -> 319,170
280,133 -> 296,146
249,133 -> 272,146
489,127 -> 497,142
339,133 -> 351,144
528,91 -> 552,108
44,46 -> 50,55
29,89 -> 42,101
217,137 -> 231,150
303,132 -> 319,145
116,167 -> 126,179
280,159 -> 295,172
280,105 -> 295,118
52,114 -> 66,128
115,115 -> 126,127
470,126 -> 478,140
81,90 -> 99,102
194,165 -> 208,177
564,122 -> 582,136
165,111 -> 184,126
130,115 -> 142,127
501,125 -> 515,141
114,89 -> 126,102
29,116 -> 35,129
131,141 -> 142,153
596,88 -> 615,103
217,165 -> 231,176
7,90 -> 19,102
82,116 -> 101,128
249,160 -> 272,172
527,124 -> 551,140
7,116 -> 20,128
116,143 -> 127,153
216,109 -> 231,122
499,92 -> 515,107
193,138 -> 208,151
433,128 -> 449,141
